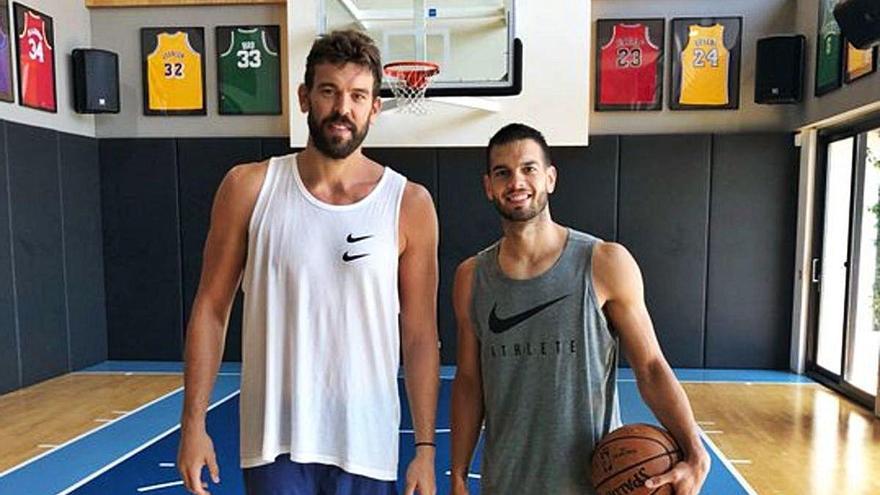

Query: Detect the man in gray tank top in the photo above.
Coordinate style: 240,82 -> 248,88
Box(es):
450,124 -> 710,495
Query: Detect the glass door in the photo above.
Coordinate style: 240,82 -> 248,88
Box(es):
846,129 -> 880,398
812,138 -> 854,378
808,125 -> 880,410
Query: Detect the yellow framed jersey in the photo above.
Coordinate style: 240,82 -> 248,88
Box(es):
679,24 -> 729,105
670,17 -> 742,110
844,42 -> 876,83
141,27 -> 206,115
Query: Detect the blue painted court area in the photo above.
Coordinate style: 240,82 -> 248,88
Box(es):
0,365 -> 788,494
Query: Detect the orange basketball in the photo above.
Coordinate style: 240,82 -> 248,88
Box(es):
591,423 -> 682,495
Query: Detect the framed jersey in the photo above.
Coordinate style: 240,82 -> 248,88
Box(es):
815,0 -> 843,96
141,27 -> 206,116
844,41 -> 876,83
670,17 -> 742,110
0,0 -> 13,103
216,25 -> 281,115
13,3 -> 55,112
595,18 -> 663,112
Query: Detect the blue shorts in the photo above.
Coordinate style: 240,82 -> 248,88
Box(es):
243,456 -> 397,495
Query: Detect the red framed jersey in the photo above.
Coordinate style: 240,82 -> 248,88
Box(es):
598,23 -> 661,106
17,9 -> 55,111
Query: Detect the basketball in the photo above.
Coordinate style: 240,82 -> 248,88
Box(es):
591,423 -> 683,495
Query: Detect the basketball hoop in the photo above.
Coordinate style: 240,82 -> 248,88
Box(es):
383,61 -> 440,114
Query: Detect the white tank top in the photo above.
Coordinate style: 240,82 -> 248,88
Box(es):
239,153 -> 407,480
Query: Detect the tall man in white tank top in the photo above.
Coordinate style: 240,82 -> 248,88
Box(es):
450,124 -> 709,495
177,30 -> 440,495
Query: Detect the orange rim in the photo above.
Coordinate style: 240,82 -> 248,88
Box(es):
384,61 -> 440,89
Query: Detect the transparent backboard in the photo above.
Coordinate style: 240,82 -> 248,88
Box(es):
318,0 -> 521,96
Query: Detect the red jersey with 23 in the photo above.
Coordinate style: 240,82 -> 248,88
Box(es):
599,23 -> 660,106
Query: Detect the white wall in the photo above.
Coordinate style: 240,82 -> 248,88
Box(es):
0,0 -> 95,137
793,0 -> 880,130
590,0 -> 798,135
288,0 -> 591,147
91,5 -> 288,138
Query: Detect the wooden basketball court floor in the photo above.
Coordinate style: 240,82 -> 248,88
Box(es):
0,363 -> 877,494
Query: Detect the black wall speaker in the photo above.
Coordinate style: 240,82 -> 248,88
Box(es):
72,48 -> 119,114
755,35 -> 805,105
835,0 -> 880,50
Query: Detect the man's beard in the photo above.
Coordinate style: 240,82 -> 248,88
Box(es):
492,190 -> 549,222
308,111 -> 370,160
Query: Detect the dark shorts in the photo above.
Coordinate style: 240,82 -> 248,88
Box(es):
243,456 -> 397,495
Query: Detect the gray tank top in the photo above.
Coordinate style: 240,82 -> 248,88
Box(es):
470,229 -> 621,495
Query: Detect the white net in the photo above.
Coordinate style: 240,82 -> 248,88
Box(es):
384,62 -> 439,115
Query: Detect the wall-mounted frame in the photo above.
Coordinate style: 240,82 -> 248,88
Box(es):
815,0 -> 844,96
141,27 -> 206,116
669,16 -> 742,110
844,41 -> 876,84
595,18 -> 664,112
0,0 -> 13,103
216,25 -> 282,115
13,2 -> 56,112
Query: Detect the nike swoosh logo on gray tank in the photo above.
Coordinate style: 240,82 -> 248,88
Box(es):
488,294 -> 570,333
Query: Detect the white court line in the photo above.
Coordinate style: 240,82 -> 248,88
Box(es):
444,470 -> 481,479
56,390 -> 240,495
698,429 -> 758,495
73,371 -> 241,376
617,378 -> 816,385
158,462 -> 175,468
696,421 -> 716,425
36,444 -> 58,449
111,410 -> 129,415
399,428 -> 451,434
702,430 -> 724,434
729,459 -> 753,465
137,479 -> 184,492
0,387 -> 184,479
73,371 -> 184,376
94,418 -> 113,423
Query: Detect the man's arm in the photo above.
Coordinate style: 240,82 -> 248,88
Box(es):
178,162 -> 265,495
593,242 -> 710,495
450,258 -> 483,495
398,182 -> 440,495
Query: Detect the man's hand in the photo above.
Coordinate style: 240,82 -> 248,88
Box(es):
177,426 -> 220,495
403,448 -> 436,495
645,454 -> 711,495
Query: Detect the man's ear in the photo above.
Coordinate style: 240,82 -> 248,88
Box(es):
369,95 -> 382,123
298,84 -> 310,113
546,164 -> 558,194
483,174 -> 494,202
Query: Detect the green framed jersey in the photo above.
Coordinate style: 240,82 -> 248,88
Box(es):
816,0 -> 842,95
217,26 -> 281,115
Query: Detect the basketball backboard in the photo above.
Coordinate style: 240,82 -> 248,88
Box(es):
288,0 -> 590,147
318,0 -> 521,97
